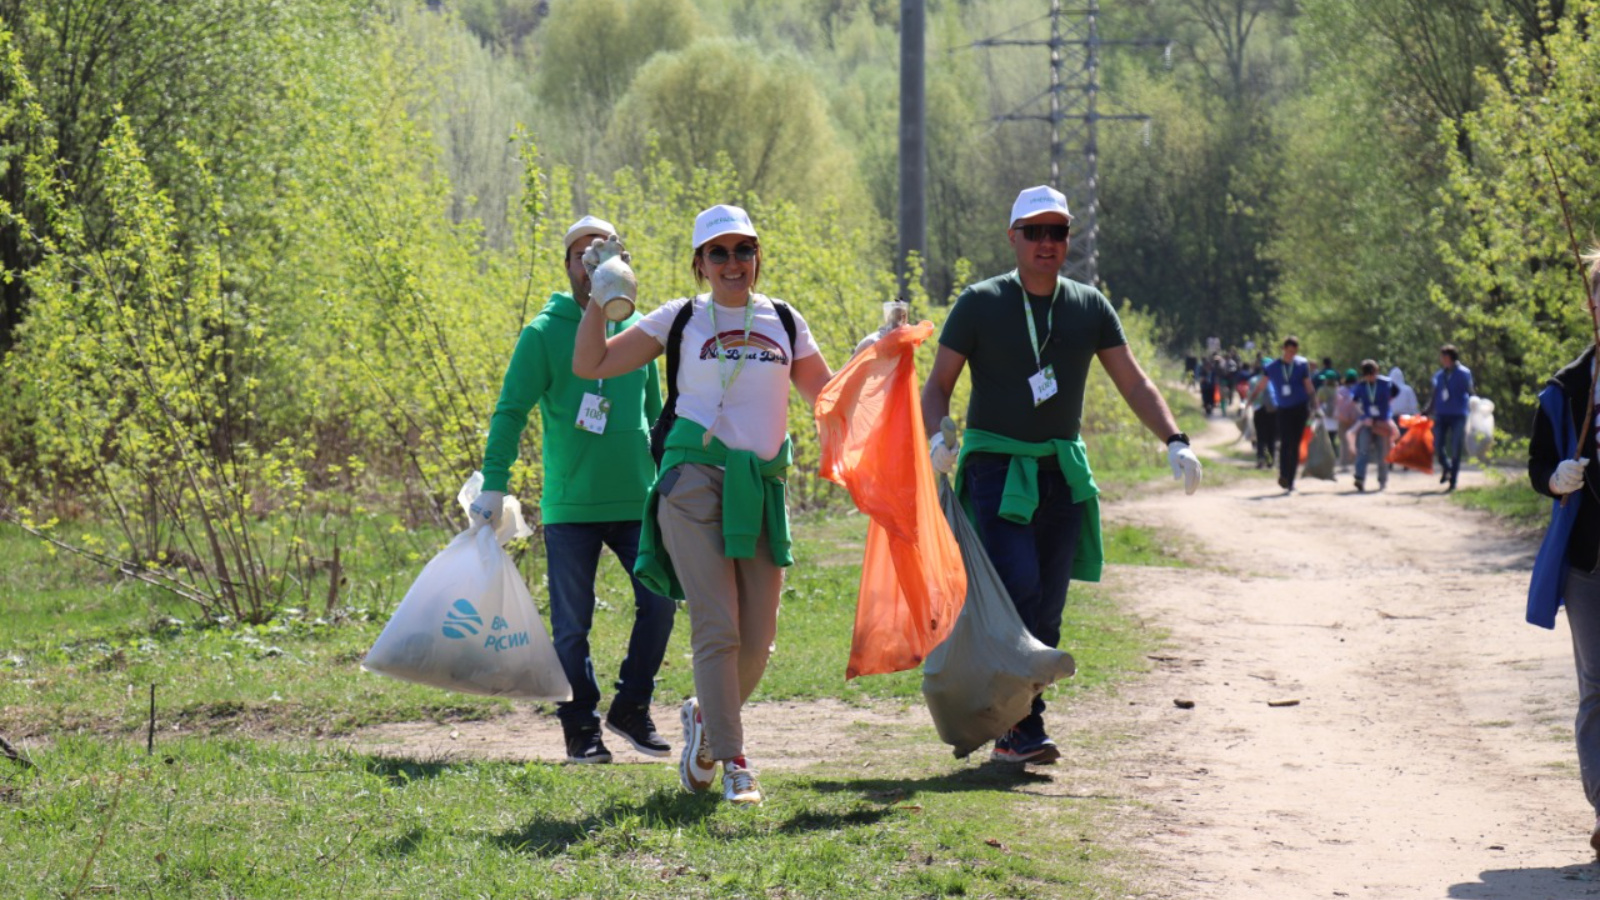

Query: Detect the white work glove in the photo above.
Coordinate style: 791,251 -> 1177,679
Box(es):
579,234 -> 628,277
851,330 -> 883,358
930,431 -> 959,475
1551,459 -> 1587,496
468,490 -> 505,530
1167,442 -> 1202,495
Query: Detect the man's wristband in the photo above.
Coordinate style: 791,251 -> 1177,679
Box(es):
1165,433 -> 1190,447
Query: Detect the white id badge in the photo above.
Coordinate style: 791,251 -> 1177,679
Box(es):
1029,365 -> 1059,406
1441,388 -> 1450,402
1366,405 -> 1378,417
1280,383 -> 1292,396
576,392 -> 610,434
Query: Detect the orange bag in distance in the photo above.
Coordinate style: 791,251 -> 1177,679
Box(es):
814,322 -> 967,679
1387,414 -> 1435,473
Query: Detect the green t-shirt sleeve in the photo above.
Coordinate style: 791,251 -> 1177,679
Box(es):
939,286 -> 982,357
480,324 -> 551,493
1095,291 -> 1127,351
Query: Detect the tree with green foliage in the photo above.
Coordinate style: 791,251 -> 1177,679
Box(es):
1434,0 -> 1600,409
605,38 -> 859,210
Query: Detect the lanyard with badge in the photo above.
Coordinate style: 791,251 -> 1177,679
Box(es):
1023,280 -> 1061,406
704,296 -> 756,446
1278,359 -> 1296,398
576,319 -> 616,434
1361,381 -> 1379,418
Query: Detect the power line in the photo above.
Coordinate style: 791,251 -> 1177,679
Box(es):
972,0 -> 1171,286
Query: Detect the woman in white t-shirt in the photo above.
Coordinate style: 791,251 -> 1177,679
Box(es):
573,204 -> 833,806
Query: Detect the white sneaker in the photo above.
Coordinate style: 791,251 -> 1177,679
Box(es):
722,758 -> 763,805
678,698 -> 715,793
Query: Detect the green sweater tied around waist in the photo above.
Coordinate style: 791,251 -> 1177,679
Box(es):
633,418 -> 794,600
952,428 -> 1104,583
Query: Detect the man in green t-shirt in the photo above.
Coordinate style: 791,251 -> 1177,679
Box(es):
468,216 -> 674,765
921,185 -> 1202,765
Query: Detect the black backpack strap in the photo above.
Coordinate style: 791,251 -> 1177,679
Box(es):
663,298 -> 697,409
771,299 -> 798,358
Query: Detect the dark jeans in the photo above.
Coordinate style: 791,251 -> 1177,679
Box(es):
1276,402 -> 1310,488
1253,407 -> 1278,464
964,455 -> 1087,732
1434,414 -> 1467,487
543,521 -> 676,731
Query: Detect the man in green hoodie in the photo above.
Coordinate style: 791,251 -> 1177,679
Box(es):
921,186 -> 1202,766
469,215 -> 673,765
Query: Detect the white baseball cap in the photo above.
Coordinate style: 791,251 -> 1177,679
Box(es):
563,215 -> 617,251
692,204 -> 758,249
1009,185 -> 1073,228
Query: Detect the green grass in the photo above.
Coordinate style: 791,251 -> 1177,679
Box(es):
1102,523 -> 1187,569
1,735 -> 1131,899
1,504 -> 1165,898
1450,468 -> 1547,530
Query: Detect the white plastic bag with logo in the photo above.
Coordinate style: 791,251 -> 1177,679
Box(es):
362,474 -> 571,700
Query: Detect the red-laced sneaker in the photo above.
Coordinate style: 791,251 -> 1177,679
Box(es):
678,698 -> 715,793
722,757 -> 763,805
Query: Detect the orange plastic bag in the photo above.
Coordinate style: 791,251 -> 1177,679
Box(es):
1387,415 -> 1435,473
815,322 -> 967,679
1298,425 -> 1312,464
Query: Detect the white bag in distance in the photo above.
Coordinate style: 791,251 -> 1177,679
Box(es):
1466,396 -> 1496,460
922,478 -> 1076,758
362,474 -> 571,700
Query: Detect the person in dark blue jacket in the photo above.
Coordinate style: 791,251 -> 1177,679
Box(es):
1428,345 -> 1475,491
1261,336 -> 1316,493
1529,322 -> 1600,853
1352,359 -> 1393,493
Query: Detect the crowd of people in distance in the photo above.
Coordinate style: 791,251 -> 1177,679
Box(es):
1188,340 -> 1478,494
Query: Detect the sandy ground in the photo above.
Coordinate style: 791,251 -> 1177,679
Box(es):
1102,416 -> 1599,899
352,415 -> 1600,898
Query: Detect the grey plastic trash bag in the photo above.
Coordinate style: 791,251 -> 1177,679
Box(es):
922,478 -> 1077,758
1301,419 -> 1336,481
362,474 -> 571,700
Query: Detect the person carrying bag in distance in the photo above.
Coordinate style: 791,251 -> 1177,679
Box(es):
573,204 -> 834,806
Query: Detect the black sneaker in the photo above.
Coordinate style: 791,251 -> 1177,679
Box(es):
605,702 -> 671,757
990,728 -> 1061,765
564,728 -> 613,764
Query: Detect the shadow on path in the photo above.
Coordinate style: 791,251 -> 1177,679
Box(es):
1449,862 -> 1600,899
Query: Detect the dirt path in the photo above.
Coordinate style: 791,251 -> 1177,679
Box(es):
1103,416 -> 1598,898
351,416 -> 1599,898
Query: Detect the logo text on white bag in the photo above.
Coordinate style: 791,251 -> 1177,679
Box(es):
482,614 -> 530,652
442,600 -> 528,649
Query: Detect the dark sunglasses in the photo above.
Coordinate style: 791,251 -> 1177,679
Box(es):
1018,223 -> 1070,242
704,242 -> 758,264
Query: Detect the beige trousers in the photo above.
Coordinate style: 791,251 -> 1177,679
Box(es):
655,463 -> 784,760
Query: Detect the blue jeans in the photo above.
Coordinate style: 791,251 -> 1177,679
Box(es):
1434,414 -> 1467,486
1564,567 -> 1600,814
964,455 -> 1087,732
543,521 -> 676,731
1354,424 -> 1389,487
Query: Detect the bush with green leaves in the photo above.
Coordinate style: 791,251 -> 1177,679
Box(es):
1434,0 -> 1600,407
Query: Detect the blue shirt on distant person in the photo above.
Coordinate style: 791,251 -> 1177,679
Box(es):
1354,376 -> 1393,421
1264,356 -> 1311,409
1432,365 -> 1474,417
